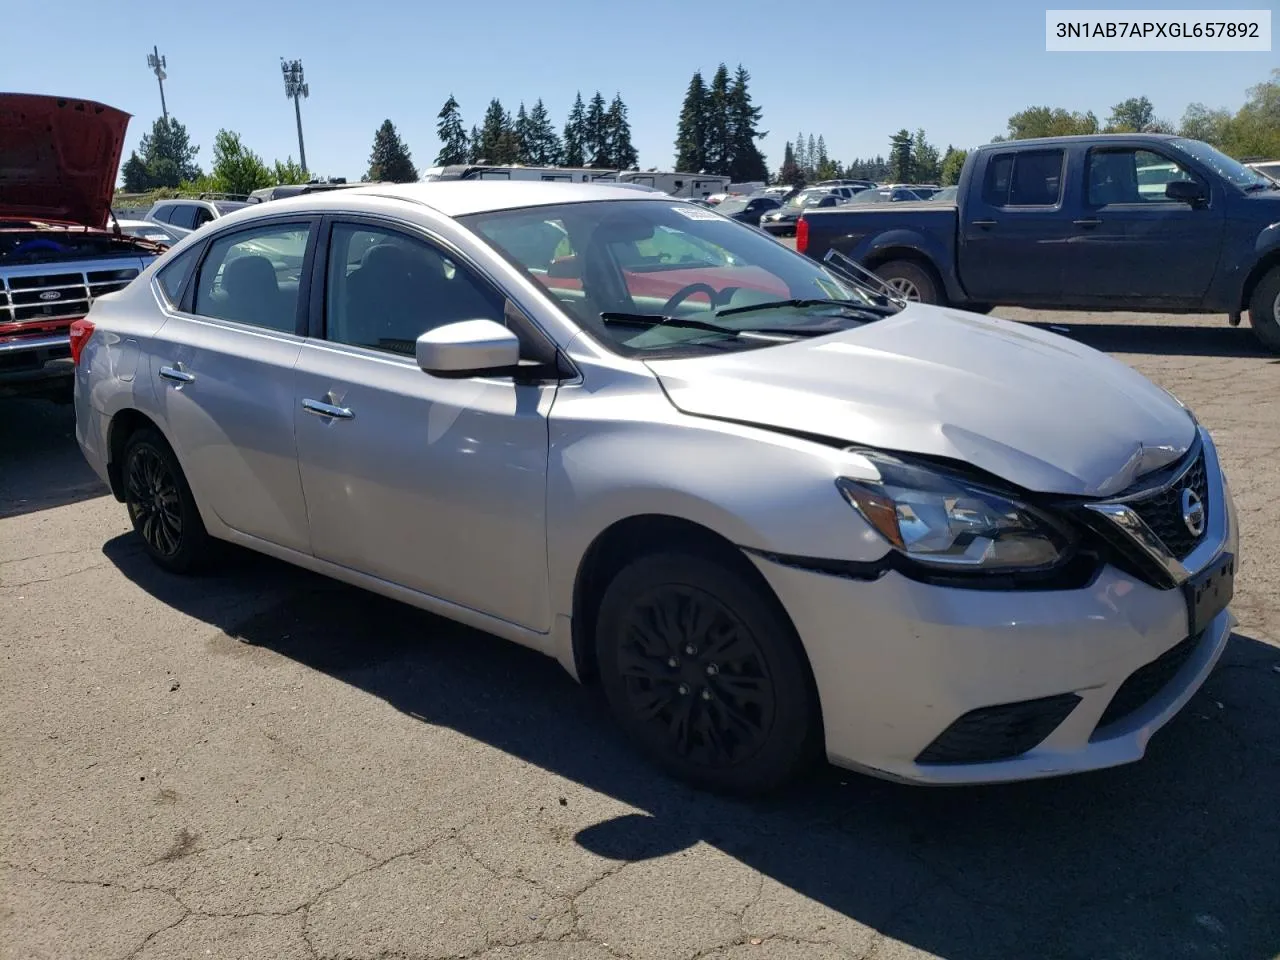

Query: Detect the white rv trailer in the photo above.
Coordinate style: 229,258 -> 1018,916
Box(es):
615,170 -> 731,198
419,164 -> 620,184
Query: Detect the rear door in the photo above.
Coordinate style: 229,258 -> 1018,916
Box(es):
1066,145 -> 1225,306
150,217 -> 317,553
958,147 -> 1072,303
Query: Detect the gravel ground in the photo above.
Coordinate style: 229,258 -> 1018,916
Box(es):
2,309 -> 1277,960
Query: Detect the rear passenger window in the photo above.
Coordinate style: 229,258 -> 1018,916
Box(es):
156,246 -> 201,305
981,150 -> 1064,207
191,224 -> 311,333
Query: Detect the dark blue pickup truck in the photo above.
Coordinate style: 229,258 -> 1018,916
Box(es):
795,134 -> 1280,352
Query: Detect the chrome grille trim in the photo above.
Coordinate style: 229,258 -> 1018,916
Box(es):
0,257 -> 150,332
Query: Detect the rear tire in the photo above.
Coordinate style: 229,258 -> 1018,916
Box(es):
1248,265 -> 1280,354
873,259 -> 943,305
595,550 -> 819,796
122,427 -> 212,574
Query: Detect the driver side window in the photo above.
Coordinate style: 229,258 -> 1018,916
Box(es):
324,223 -> 505,356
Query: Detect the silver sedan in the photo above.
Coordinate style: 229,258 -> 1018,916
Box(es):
72,182 -> 1239,793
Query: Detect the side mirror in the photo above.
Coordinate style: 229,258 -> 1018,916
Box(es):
415,319 -> 521,378
1166,179 -> 1207,205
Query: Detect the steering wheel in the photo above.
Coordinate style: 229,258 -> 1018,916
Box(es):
661,282 -> 720,315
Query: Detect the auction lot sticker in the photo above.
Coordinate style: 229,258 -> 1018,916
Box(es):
1046,9 -> 1271,50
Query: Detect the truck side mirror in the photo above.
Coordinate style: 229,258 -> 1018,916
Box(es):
1166,179 -> 1207,206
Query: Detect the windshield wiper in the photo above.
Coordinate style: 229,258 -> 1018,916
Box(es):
715,297 -> 896,319
600,312 -> 743,336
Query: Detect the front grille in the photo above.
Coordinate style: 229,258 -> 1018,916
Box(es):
0,266 -> 141,331
915,692 -> 1082,765
1125,451 -> 1209,559
1092,632 -> 1201,736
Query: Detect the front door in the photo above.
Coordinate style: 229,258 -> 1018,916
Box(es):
1066,146 -> 1225,306
293,219 -> 554,631
151,218 -> 316,553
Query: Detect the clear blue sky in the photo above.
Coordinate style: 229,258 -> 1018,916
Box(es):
5,0 -> 1274,181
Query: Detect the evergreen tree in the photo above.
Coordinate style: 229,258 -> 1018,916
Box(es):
435,95 -> 469,165
478,99 -> 510,164
514,103 -> 533,163
605,94 -> 638,169
777,141 -> 802,186
939,147 -> 968,186
467,126 -> 482,163
124,115 -> 202,190
526,99 -> 562,165
806,134 -> 817,179
704,64 -> 732,174
366,119 -> 418,182
583,91 -> 610,166
674,71 -> 708,172
563,92 -> 586,167
912,128 -> 941,182
725,65 -> 768,182
889,129 -> 913,183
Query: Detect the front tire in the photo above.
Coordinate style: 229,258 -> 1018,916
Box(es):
122,427 -> 212,574
595,551 -> 819,795
873,259 -> 942,304
1248,265 -> 1280,354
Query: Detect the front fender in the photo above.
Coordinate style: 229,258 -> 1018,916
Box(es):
544,378 -> 890,624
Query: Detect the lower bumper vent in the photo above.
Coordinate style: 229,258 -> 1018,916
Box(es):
916,692 -> 1083,765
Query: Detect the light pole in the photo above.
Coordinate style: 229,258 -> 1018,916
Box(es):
147,46 -> 168,121
281,59 -> 309,178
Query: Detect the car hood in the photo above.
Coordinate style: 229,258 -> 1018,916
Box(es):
0,94 -> 130,229
644,304 -> 1196,497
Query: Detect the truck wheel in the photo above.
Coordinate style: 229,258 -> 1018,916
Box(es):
874,260 -> 942,305
1248,266 -> 1280,354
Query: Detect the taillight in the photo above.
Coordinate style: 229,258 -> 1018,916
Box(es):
68,318 -> 95,366
795,216 -> 809,254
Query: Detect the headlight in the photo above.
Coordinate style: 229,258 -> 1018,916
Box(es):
836,453 -> 1069,571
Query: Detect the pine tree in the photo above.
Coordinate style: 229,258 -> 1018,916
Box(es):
889,130 -> 913,183
435,95 -> 469,166
605,94 -> 638,169
527,99 -> 562,165
583,91 -> 610,167
366,119 -> 418,182
794,131 -> 807,174
478,99 -> 510,164
777,141 -> 802,186
725,65 -> 767,182
806,134 -> 817,179
514,103 -> 533,164
704,64 -> 732,174
912,128 -> 941,183
563,93 -> 586,167
674,71 -> 708,172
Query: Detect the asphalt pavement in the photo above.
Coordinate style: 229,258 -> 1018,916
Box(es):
2,309 -> 1278,960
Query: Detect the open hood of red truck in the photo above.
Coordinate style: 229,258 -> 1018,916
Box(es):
0,94 -> 131,230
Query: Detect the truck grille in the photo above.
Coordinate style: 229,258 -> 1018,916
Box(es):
0,268 -> 140,337
1126,451 -> 1209,560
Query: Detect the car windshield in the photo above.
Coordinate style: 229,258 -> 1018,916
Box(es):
462,199 -> 888,358
714,198 -> 750,215
1168,138 -> 1274,190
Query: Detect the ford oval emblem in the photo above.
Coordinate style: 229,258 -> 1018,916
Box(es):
38,290 -> 62,301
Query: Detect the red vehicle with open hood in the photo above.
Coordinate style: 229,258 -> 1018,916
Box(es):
1,94 -> 163,402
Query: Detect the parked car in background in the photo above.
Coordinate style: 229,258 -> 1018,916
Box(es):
246,181 -> 364,204
816,178 -> 878,191
74,180 -> 1238,795
760,189 -> 845,236
145,195 -> 251,231
796,133 -> 1280,351
927,185 -> 959,203
1245,159 -> 1280,183
0,93 -> 163,403
114,218 -> 190,246
713,194 -> 782,224
847,186 -> 932,204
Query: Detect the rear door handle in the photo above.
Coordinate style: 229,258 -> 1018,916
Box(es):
159,364 -> 195,384
302,398 -> 354,420
1073,218 -> 1102,227
970,219 -> 997,228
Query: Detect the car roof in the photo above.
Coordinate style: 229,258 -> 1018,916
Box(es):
228,180 -> 677,219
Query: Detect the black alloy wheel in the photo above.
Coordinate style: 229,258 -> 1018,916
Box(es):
122,427 -> 212,573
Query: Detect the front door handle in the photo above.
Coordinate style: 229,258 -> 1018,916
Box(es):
159,364 -> 195,384
1073,218 -> 1102,227
302,398 -> 354,420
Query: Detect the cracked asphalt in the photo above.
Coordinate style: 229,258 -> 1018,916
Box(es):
2,310 -> 1278,960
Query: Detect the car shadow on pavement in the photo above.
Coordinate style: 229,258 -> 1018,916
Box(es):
103,536 -> 1280,960
1024,321 -> 1275,359
0,399 -> 108,519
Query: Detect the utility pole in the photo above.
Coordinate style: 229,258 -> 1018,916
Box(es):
281,59 -> 309,178
147,46 -> 168,121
